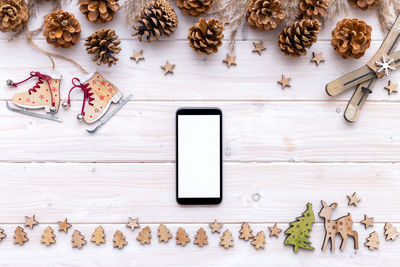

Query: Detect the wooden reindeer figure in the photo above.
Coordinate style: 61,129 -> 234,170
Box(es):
319,201 -> 359,252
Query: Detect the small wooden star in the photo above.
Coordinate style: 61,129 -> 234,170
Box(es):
311,52 -> 324,66
268,223 -> 282,238
161,61 -> 175,75
126,217 -> 140,231
209,219 -> 223,233
223,54 -> 236,68
130,50 -> 144,63
252,41 -> 266,55
384,80 -> 398,95
24,215 -> 39,230
360,215 -> 374,229
220,15 -> 230,26
57,218 -> 71,233
347,192 -> 361,207
277,75 -> 291,89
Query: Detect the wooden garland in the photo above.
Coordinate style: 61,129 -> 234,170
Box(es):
251,231 -> 266,249
126,217 -> 140,231
41,226 -> 56,246
219,230 -> 234,249
176,227 -> 190,246
239,222 -> 254,241
209,220 -> 223,233
113,230 -> 128,249
91,226 -> 106,245
57,218 -> 71,233
158,224 -> 172,243
193,227 -> 208,247
137,226 -> 151,245
13,226 -> 28,245
24,215 -> 39,230
72,230 -> 87,249
268,223 -> 282,238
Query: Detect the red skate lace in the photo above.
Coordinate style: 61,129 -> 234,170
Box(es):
67,78 -> 95,116
12,71 -> 55,106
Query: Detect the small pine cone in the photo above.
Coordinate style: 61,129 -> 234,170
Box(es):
133,0 -> 178,42
188,17 -> 224,54
299,0 -> 330,20
331,18 -> 371,59
0,0 -> 28,32
78,0 -> 120,24
278,19 -> 321,57
43,10 -> 81,48
348,0 -> 380,10
177,0 -> 214,16
246,0 -> 285,31
85,28 -> 121,67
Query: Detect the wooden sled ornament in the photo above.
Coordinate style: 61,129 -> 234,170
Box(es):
326,14 -> 400,122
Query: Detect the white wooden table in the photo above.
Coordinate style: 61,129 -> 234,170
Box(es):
0,2 -> 399,265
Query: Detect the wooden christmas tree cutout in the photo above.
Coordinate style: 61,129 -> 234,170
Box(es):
209,219 -> 223,233
284,202 -> 315,252
13,226 -> 28,245
126,217 -> 139,231
219,229 -> 234,249
360,215 -> 374,229
91,226 -> 106,245
24,215 -> 39,230
384,223 -> 399,241
158,224 -> 172,243
137,226 -> 151,245
239,222 -> 254,241
72,230 -> 87,249
0,228 -> 6,242
268,223 -> 282,238
176,227 -> 190,246
41,226 -> 56,246
57,218 -> 71,233
251,231 -> 266,249
347,192 -> 361,207
194,227 -> 208,247
113,230 -> 128,249
365,231 -> 379,250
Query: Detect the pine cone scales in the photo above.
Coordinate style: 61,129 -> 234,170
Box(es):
348,0 -> 380,10
78,0 -> 120,24
188,17 -> 224,54
43,10 -> 81,48
0,0 -> 28,32
177,0 -> 214,16
278,19 -> 321,57
85,28 -> 121,67
133,0 -> 178,42
299,0 -> 330,20
246,0 -> 285,31
331,18 -> 371,59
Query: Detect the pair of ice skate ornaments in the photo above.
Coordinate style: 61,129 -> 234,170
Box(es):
6,71 -> 132,133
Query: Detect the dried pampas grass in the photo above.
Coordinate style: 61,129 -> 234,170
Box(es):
123,0 -> 148,26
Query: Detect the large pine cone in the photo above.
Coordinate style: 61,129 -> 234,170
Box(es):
188,17 -> 224,54
0,0 -> 28,32
278,19 -> 321,57
299,0 -> 330,20
43,10 -> 81,48
246,0 -> 285,31
85,28 -> 121,67
177,0 -> 214,16
133,0 -> 178,42
331,18 -> 371,59
348,0 -> 380,10
78,0 -> 120,24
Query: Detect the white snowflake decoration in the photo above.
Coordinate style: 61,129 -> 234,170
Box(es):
376,55 -> 396,76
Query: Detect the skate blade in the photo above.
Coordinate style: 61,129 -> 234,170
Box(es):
6,102 -> 62,122
86,94 -> 132,134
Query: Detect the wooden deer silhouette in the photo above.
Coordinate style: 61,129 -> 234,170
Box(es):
318,200 -> 359,252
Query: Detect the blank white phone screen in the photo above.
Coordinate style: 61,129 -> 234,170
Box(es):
178,115 -> 220,198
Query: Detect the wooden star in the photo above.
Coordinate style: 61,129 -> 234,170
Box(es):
220,15 -> 230,26
126,217 -> 140,231
277,75 -> 291,89
385,80 -> 398,95
209,219 -> 223,233
223,54 -> 236,68
311,52 -> 324,66
57,218 -> 71,233
130,50 -> 144,63
24,215 -> 38,230
252,41 -> 266,55
347,192 -> 361,207
268,223 -> 282,238
161,61 -> 175,75
360,215 -> 374,229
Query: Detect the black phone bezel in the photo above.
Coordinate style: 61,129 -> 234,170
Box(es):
176,108 -> 222,205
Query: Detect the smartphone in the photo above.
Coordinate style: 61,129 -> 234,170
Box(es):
176,108 -> 222,205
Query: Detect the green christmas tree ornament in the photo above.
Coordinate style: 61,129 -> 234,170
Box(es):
284,202 -> 315,252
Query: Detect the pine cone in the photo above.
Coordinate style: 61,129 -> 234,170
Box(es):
278,19 -> 321,57
43,10 -> 81,48
348,0 -> 380,10
188,17 -> 224,54
331,18 -> 371,59
0,0 -> 28,32
245,0 -> 285,31
177,0 -> 214,16
132,0 -> 178,42
78,0 -> 120,24
299,0 -> 330,20
85,28 -> 121,67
